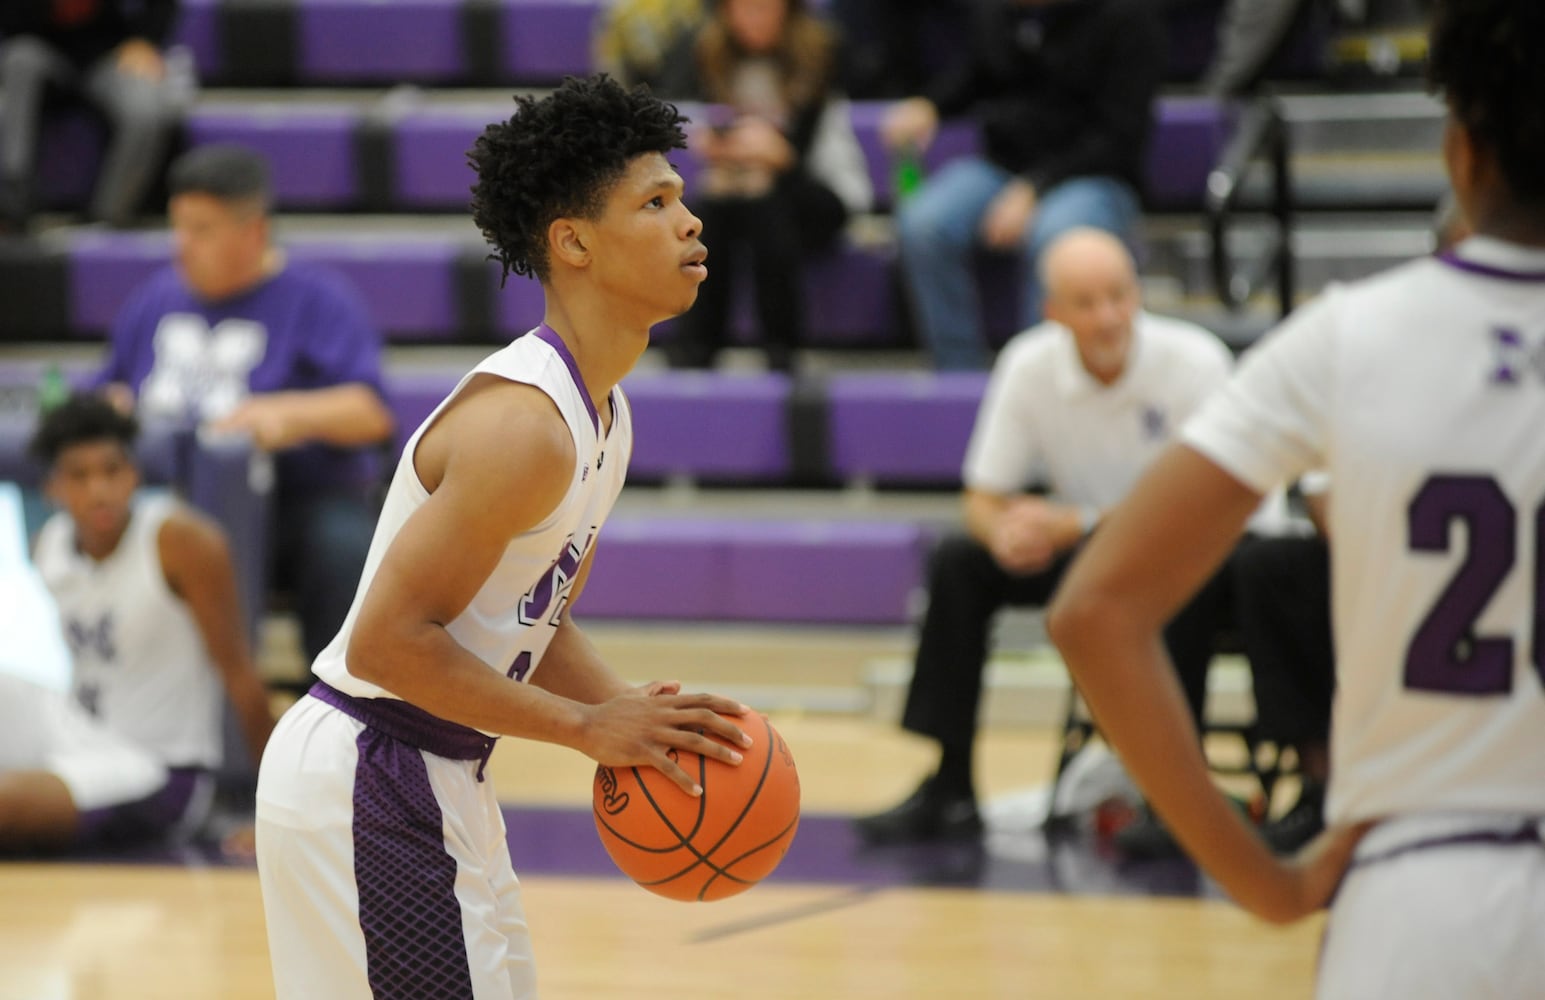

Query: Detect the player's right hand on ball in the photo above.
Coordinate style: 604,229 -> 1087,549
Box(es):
579,688 -> 753,796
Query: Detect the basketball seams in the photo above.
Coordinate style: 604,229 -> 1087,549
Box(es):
591,712 -> 799,901
698,816 -> 797,902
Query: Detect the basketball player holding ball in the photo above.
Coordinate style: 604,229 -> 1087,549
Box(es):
255,76 -> 750,999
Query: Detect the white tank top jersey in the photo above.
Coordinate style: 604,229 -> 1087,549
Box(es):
312,327 -> 632,723
1183,237 -> 1545,826
34,494 -> 224,769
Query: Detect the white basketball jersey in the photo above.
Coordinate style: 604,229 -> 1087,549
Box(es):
313,327 -> 632,715
34,494 -> 224,769
1184,237 -> 1545,825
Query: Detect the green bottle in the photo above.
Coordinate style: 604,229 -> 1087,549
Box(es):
38,363 -> 68,414
894,146 -> 923,203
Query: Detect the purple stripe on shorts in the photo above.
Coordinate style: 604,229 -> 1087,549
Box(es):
310,682 -> 495,761
353,726 -> 475,998
75,767 -> 205,847
1352,822 -> 1542,871
534,324 -> 600,433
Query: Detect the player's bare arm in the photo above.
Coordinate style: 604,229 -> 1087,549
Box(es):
157,505 -> 275,765
348,377 -> 745,793
1047,445 -> 1369,924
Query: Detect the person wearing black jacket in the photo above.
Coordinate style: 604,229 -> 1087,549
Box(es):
881,0 -> 1164,370
0,0 -> 183,231
655,0 -> 872,372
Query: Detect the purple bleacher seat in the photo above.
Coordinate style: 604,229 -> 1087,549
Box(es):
285,236 -> 463,340
799,242 -> 898,346
577,516 -> 927,623
574,518 -> 729,620
382,368 -> 460,459
67,230 -> 465,340
172,0 -> 222,80
393,106 -> 502,209
187,104 -> 359,209
1145,97 -> 1233,211
723,519 -> 927,623
825,372 -> 987,484
492,267 -> 560,337
35,112 -> 107,210
299,0 -> 466,83
500,1 -> 600,83
622,371 -> 791,482
67,231 -> 174,335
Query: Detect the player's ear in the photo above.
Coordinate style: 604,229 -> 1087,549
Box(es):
549,218 -> 590,270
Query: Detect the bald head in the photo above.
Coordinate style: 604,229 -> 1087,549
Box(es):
1040,228 -> 1137,304
1039,228 -> 1141,385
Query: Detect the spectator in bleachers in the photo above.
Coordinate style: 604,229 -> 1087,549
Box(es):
881,0 -> 1164,370
0,393 -> 275,852
855,228 -> 1237,845
827,0 -> 970,99
0,0 -> 186,232
593,0 -> 706,90
655,0 -> 872,372
94,144 -> 395,666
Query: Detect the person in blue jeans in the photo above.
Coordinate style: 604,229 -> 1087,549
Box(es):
881,0 -> 1164,370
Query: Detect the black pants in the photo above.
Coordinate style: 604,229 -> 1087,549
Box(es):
1232,533 -> 1334,747
670,192 -> 807,371
271,488 -> 378,663
899,533 -> 1233,751
0,36 -> 181,227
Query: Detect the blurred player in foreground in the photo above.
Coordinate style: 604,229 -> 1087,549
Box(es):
1048,1 -> 1545,995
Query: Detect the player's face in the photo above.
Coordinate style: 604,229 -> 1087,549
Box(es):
46,440 -> 139,547
169,192 -> 269,301
586,153 -> 707,321
1046,267 -> 1139,384
724,0 -> 788,53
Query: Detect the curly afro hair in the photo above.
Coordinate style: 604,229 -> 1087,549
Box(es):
29,393 -> 138,467
1429,0 -> 1545,207
469,75 -> 689,284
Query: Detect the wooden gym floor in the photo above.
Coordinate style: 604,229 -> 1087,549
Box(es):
0,624 -> 1324,1000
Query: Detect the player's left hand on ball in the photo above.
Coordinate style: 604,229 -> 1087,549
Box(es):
578,690 -> 753,796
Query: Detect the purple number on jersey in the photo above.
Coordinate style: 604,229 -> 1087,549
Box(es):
1403,474 -> 1545,695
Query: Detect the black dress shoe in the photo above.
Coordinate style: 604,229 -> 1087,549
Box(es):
853,776 -> 983,845
1113,805 -> 1183,860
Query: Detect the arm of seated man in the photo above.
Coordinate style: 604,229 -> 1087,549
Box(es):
207,383 -> 394,452
964,488 -> 1089,575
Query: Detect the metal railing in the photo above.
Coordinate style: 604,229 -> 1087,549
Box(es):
1206,97 -> 1295,318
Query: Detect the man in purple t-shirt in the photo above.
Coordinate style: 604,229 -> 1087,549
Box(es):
97,144 -> 395,665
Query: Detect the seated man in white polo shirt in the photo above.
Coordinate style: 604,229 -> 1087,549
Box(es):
856,228 -> 1238,846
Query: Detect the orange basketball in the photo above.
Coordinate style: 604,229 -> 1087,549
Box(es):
592,711 -> 800,901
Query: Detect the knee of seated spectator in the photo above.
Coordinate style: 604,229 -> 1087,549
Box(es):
896,196 -> 969,255
927,533 -> 997,583
0,36 -> 55,78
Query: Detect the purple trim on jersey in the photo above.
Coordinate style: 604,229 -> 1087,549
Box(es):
1436,251 -> 1545,283
75,767 -> 206,846
534,324 -> 599,433
309,682 -> 496,764
1351,821 -> 1542,872
352,725 -> 476,999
